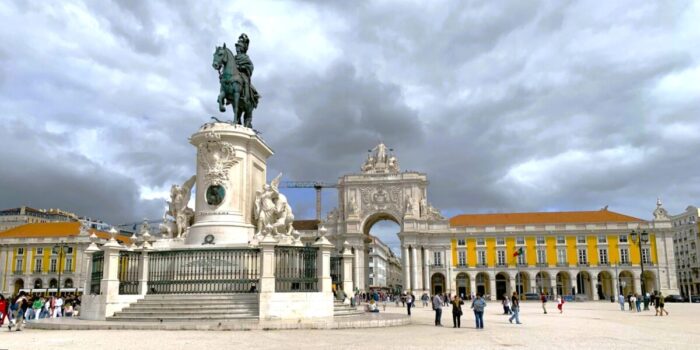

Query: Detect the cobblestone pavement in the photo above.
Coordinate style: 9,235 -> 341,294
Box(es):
1,301 -> 698,349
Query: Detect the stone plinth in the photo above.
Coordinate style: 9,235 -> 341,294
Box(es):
186,123 -> 273,246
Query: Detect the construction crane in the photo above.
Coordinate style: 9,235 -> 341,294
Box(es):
279,181 -> 338,220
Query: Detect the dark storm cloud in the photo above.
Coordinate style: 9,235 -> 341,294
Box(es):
1,0 -> 699,225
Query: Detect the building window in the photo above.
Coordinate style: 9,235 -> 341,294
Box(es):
369,267 -> 373,274
517,251 -> 526,265
599,249 -> 608,264
50,258 -> 57,273
577,249 -> 588,264
477,250 -> 486,265
34,258 -> 43,272
497,250 -> 506,265
577,236 -> 586,244
557,248 -> 567,264
66,247 -> 74,254
598,235 -> 607,244
17,248 -> 24,255
433,251 -> 442,266
536,236 -> 545,245
641,248 -> 651,264
497,237 -> 505,246
36,248 -> 43,255
457,239 -> 465,246
537,249 -> 546,264
65,258 -> 73,272
15,258 -> 23,272
557,236 -> 565,244
458,251 -> 466,266
620,248 -> 630,264
619,235 -> 628,243
476,238 -> 485,246
516,236 -> 525,245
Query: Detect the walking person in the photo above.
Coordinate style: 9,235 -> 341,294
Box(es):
540,293 -> 548,314
0,295 -> 8,326
618,294 -> 625,311
471,293 -> 487,329
405,292 -> 413,316
629,294 -> 637,312
657,292 -> 669,316
9,292 -> 29,332
508,292 -> 522,324
557,295 -> 564,314
421,293 -> 429,308
451,295 -> 464,328
432,293 -> 443,326
635,294 -> 642,312
502,294 -> 511,315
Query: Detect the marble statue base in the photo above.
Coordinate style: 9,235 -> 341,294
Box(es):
185,122 -> 273,246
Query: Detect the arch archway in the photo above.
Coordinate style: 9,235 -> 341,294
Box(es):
49,278 -> 58,289
34,278 -> 43,289
64,278 -> 74,288
431,273 -> 445,295
576,271 -> 593,299
556,271 -> 572,296
619,271 -> 634,296
597,271 -> 614,300
495,272 -> 509,300
475,272 -> 490,296
13,279 -> 24,295
456,273 -> 470,298
535,271 -> 552,294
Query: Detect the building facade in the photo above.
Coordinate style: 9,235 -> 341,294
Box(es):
669,205 -> 700,297
0,206 -> 78,232
0,221 -> 131,296
325,143 -> 679,299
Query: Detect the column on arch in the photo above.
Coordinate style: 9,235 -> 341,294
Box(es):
402,246 -> 410,292
411,247 -> 419,291
489,272 -> 497,300
423,247 -> 430,292
444,246 -> 453,293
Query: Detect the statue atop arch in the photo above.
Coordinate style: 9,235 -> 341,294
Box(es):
361,142 -> 400,174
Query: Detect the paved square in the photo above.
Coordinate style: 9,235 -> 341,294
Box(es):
2,301 -> 698,349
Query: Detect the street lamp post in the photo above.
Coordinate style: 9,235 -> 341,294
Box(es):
53,241 -> 70,295
630,229 -> 649,296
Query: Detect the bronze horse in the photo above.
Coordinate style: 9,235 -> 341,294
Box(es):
212,43 -> 257,127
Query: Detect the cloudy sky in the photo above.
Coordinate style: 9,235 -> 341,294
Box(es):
1,1 -> 699,250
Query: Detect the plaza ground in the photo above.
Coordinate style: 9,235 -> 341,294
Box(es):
1,301 -> 698,349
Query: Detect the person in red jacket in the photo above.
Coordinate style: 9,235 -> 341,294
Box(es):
0,295 -> 8,326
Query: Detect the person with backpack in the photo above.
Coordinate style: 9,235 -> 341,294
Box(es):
471,293 -> 487,329
508,292 -> 522,324
541,293 -> 548,314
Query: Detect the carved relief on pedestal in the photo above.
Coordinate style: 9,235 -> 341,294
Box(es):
197,131 -> 239,209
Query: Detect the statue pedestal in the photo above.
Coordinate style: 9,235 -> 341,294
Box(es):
185,122 -> 273,246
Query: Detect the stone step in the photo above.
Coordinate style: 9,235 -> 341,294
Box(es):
142,294 -> 258,300
113,310 -> 257,318
116,308 -> 257,315
107,315 -> 258,322
134,300 -> 257,306
124,305 -> 258,312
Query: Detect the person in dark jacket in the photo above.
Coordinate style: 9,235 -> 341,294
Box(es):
509,292 -> 522,324
451,295 -> 464,328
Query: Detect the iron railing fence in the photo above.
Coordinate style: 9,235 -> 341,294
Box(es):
90,251 -> 104,295
330,256 -> 342,287
147,248 -> 260,294
118,251 -> 141,295
275,246 -> 318,292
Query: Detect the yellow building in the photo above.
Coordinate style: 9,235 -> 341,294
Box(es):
424,208 -> 678,300
0,221 -> 132,296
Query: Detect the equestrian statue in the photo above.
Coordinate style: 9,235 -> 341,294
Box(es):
212,33 -> 260,128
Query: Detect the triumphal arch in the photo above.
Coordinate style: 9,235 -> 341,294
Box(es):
325,143 -> 448,293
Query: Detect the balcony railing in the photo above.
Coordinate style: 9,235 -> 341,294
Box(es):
577,262 -> 589,267
536,262 -> 548,267
476,263 -> 488,268
13,269 -> 23,274
517,262 -> 528,267
34,268 -> 43,273
598,262 -> 610,267
556,262 -> 568,267
455,263 -> 468,268
496,263 -> 507,268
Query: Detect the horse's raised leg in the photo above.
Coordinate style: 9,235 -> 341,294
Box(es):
218,89 -> 226,112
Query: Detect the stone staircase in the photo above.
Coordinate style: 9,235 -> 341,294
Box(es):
107,294 -> 259,322
333,300 -> 363,317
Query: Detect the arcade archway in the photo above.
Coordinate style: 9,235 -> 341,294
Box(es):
456,273 -> 470,298
431,273 -> 445,295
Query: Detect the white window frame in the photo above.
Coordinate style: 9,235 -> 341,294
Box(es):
577,248 -> 588,264
536,236 -> 545,245
497,250 -> 506,265
457,239 -> 465,246
620,248 -> 630,264
17,248 -> 24,255
556,236 -> 566,244
536,248 -> 546,264
598,235 -> 607,244
458,251 -> 466,266
619,235 -> 628,244
50,258 -> 57,272
36,247 -> 43,255
496,237 -> 505,246
641,248 -> 651,264
477,250 -> 487,265
577,235 -> 586,244
557,248 -> 567,264
517,251 -> 526,265
599,248 -> 608,264
433,251 -> 442,266
476,238 -> 485,246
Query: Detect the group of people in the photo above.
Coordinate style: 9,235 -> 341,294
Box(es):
617,291 -> 669,316
0,292 -> 81,332
426,293 -> 487,329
